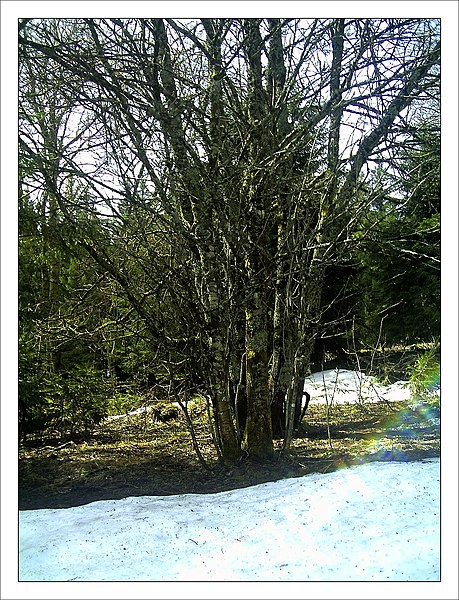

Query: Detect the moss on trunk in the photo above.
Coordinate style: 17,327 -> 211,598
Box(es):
243,297 -> 274,460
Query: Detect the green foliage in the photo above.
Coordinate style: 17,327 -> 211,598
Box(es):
19,192 -> 113,439
19,348 -> 110,439
18,196 -> 161,439
355,127 -> 440,346
44,366 -> 110,436
408,345 -> 440,398
106,392 -> 144,416
19,334 -> 50,435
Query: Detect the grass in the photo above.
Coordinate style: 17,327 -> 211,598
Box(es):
19,395 -> 440,510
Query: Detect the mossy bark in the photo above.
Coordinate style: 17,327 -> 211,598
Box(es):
215,392 -> 241,463
243,292 -> 274,460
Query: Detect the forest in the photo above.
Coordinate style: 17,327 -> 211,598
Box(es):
18,18 -> 440,480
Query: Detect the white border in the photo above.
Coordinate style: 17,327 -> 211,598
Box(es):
2,2 -> 458,599
1,0 -> 457,18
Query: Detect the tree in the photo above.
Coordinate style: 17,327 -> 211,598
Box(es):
351,103 -> 440,347
19,18 -> 440,461
18,187 -> 115,437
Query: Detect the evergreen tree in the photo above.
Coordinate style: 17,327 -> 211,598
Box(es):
358,125 -> 440,345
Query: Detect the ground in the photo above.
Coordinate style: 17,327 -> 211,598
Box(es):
19,397 -> 440,510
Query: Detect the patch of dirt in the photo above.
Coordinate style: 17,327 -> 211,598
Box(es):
19,400 -> 440,510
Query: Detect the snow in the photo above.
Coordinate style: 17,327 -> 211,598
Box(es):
13,369 -> 452,596
19,458 -> 440,583
107,368 -> 411,425
304,368 -> 412,405
105,405 -> 153,420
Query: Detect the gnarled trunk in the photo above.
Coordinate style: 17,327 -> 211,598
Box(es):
243,291 -> 274,460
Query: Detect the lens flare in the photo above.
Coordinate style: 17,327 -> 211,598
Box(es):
363,367 -> 440,462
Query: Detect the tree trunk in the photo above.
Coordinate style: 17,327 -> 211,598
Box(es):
269,220 -> 287,438
209,335 -> 241,463
215,392 -> 241,463
243,291 -> 274,460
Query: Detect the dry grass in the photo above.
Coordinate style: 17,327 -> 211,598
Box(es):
19,398 -> 439,510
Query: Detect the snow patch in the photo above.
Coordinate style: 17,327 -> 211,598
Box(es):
304,369 -> 412,405
19,458 -> 440,582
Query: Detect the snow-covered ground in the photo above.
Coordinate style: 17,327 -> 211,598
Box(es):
20,458 -> 439,582
12,369 -> 453,597
304,368 -> 412,405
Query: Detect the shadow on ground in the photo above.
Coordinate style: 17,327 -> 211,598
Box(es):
19,399 -> 440,510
